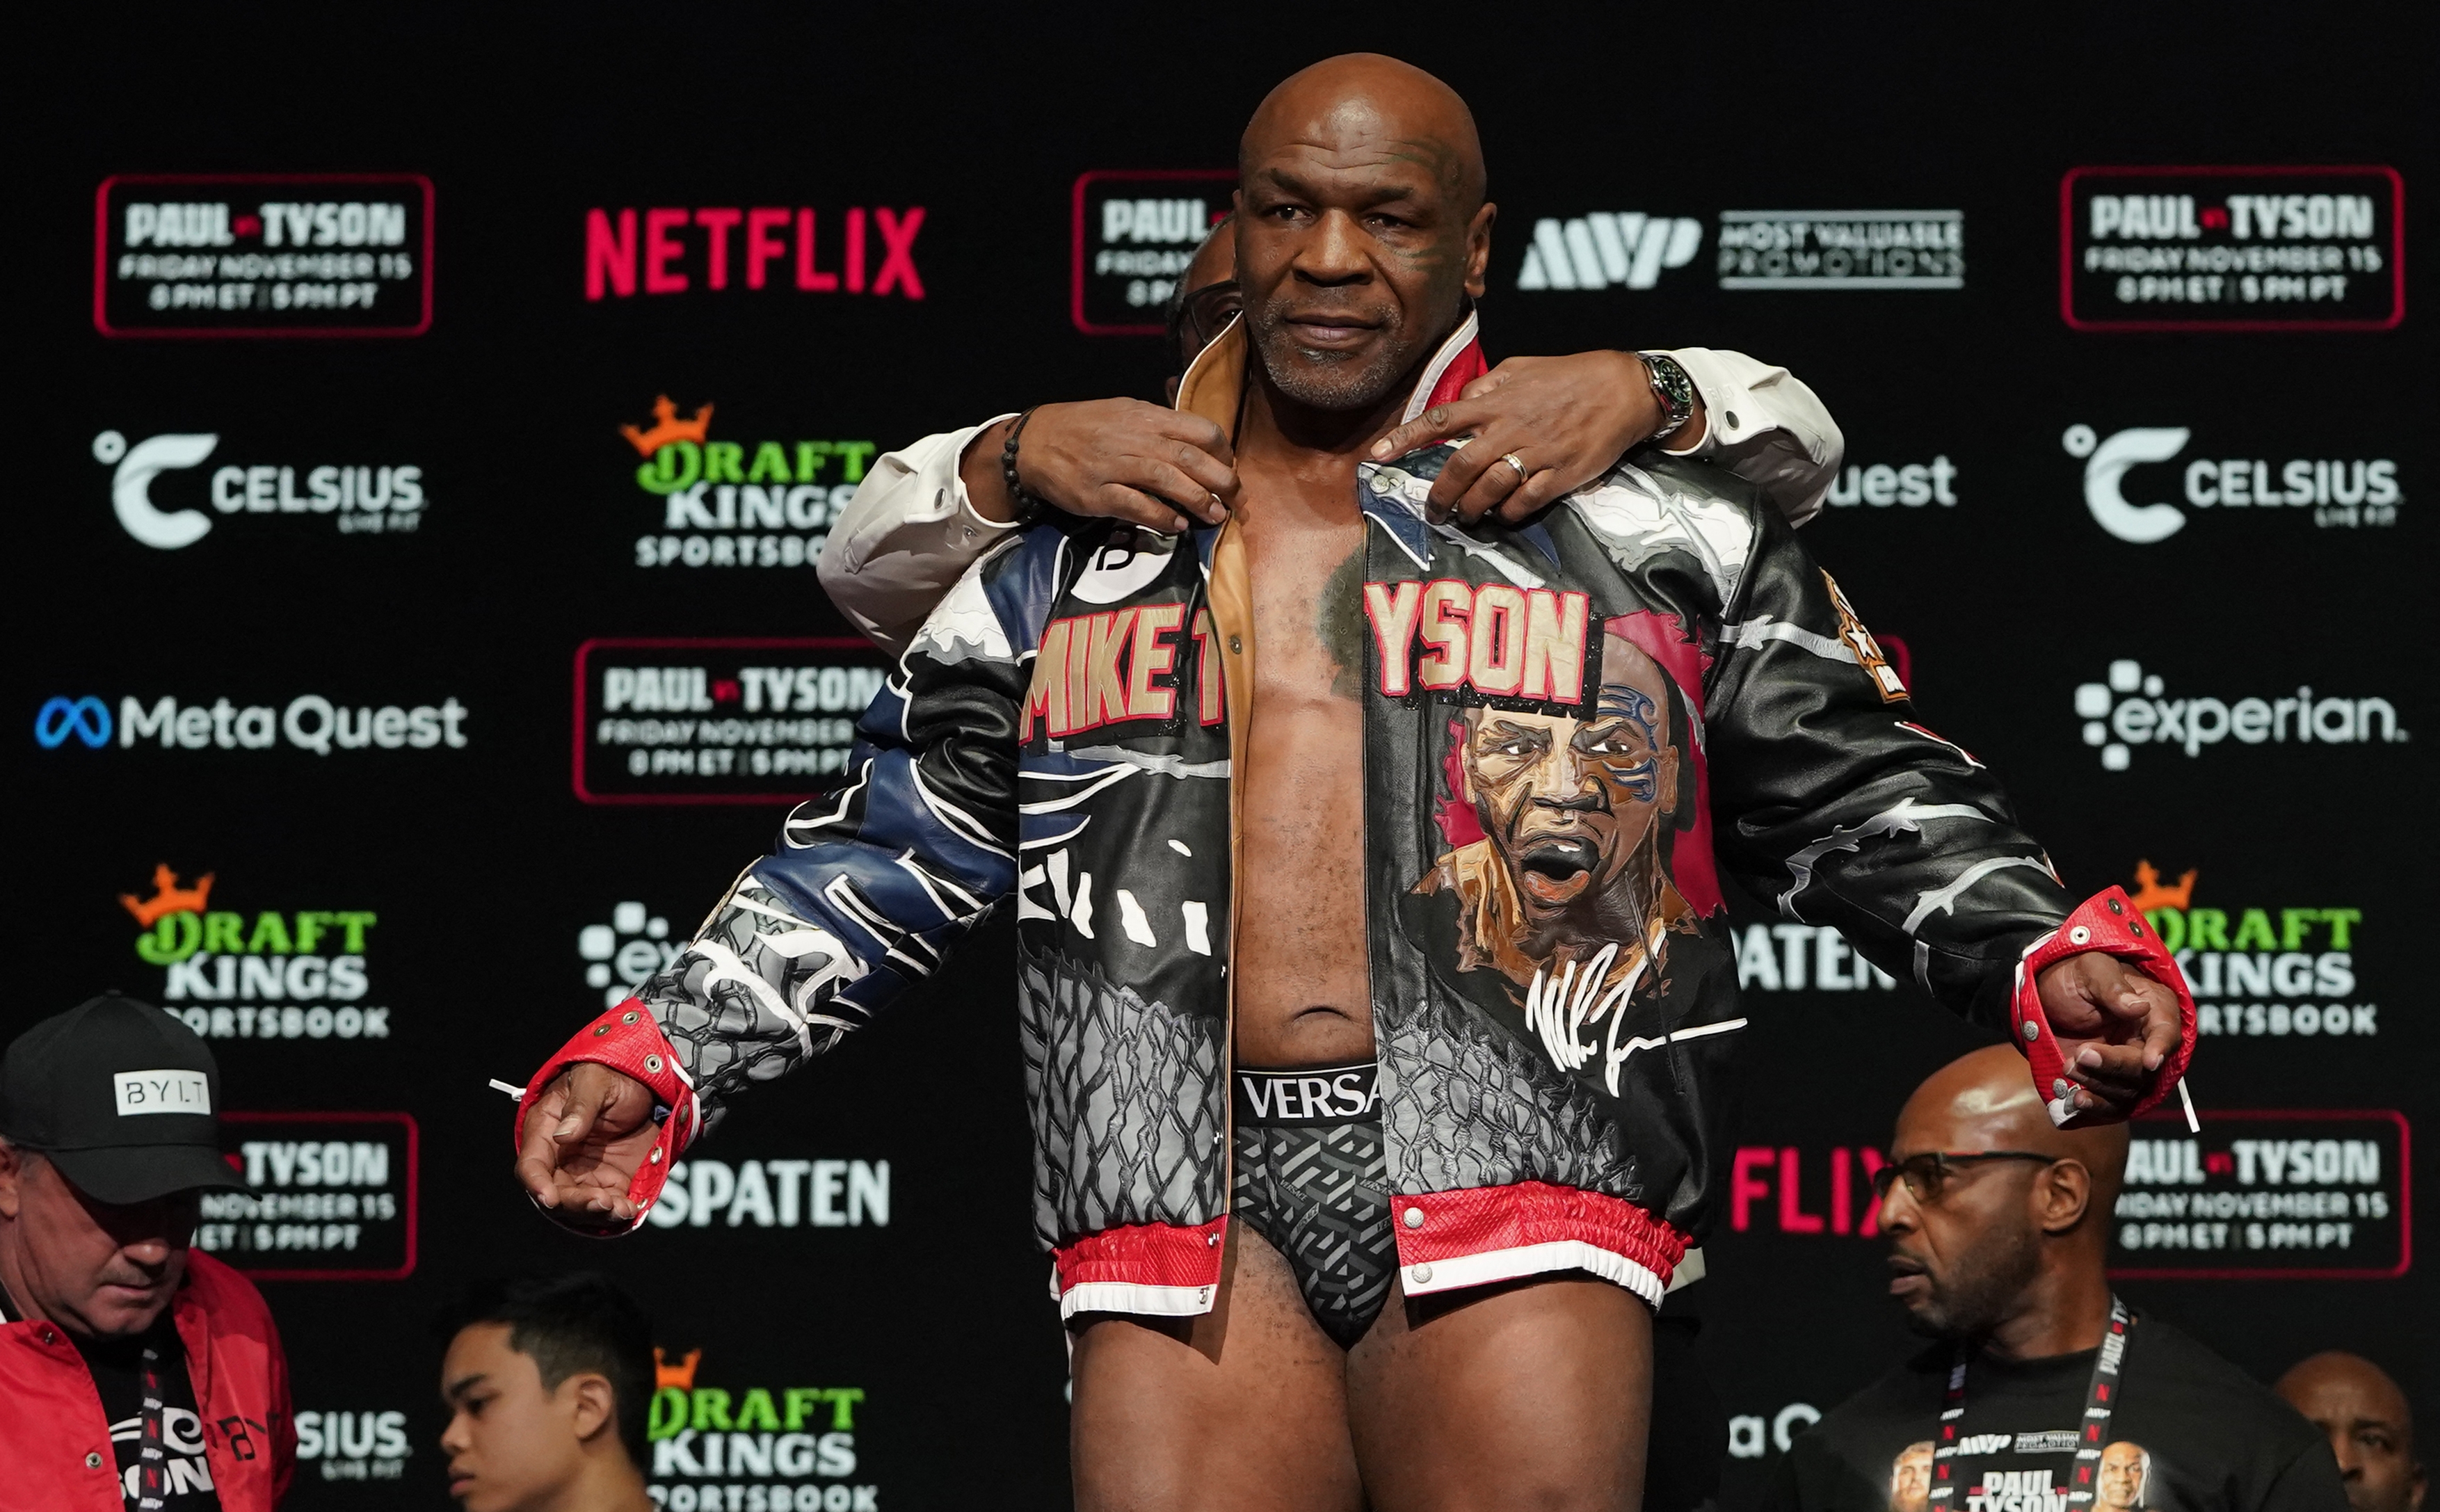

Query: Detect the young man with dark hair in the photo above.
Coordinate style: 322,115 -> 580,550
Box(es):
1767,1045 -> 2344,1512
435,1273 -> 655,1512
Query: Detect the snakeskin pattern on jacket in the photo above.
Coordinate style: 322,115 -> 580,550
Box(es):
1019,946 -> 1226,1247
645,874 -> 874,1133
1376,991 -> 1642,1198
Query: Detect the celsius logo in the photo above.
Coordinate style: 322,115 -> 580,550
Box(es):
579,902 -> 680,1010
2062,424 -> 2398,543
2074,659 -> 2405,771
1516,214 -> 1702,291
585,204 -> 924,301
94,429 -> 426,550
622,396 -> 872,570
35,693 -> 469,753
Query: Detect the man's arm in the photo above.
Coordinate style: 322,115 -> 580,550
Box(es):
515,540 -> 1037,1228
1367,347 -> 1844,526
1701,497 -> 2191,1121
1660,346 -> 1843,526
819,404 -> 1233,654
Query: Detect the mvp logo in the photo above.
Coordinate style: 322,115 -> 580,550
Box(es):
1516,213 -> 1701,291
2124,861 -> 2373,1040
125,864 -> 389,1041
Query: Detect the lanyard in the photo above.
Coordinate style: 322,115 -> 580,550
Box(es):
1929,1296 -> 2135,1511
134,1342 -> 170,1510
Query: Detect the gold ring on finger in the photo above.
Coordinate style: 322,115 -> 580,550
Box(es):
1499,452 -> 1530,482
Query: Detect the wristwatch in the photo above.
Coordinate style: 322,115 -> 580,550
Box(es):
1636,351 -> 1696,446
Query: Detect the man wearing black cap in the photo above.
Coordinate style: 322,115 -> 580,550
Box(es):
0,992 -> 294,1511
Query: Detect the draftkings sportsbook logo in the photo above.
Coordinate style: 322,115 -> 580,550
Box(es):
2063,423 -> 2398,543
123,864 -> 391,1041
648,1351 -> 876,1511
93,428 -> 426,550
2124,861 -> 2375,1041
2073,659 -> 2405,771
620,396 -> 872,569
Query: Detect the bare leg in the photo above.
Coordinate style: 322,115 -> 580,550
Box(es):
1347,1275 -> 1654,1512
1070,1224 -> 1365,1512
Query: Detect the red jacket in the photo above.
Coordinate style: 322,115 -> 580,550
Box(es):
0,1250 -> 295,1511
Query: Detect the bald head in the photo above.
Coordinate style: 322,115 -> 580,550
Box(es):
1242,54 -> 1486,217
1898,1044 -> 2129,1209
2279,1353 -> 2423,1512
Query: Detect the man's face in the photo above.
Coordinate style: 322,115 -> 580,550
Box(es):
1235,84 -> 1491,412
1461,638 -> 1678,917
0,1145 -> 195,1338
2097,1443 -> 2146,1511
1877,1102 -> 2045,1341
440,1323 -> 588,1512
1891,1442 -> 1934,1512
2282,1359 -> 2426,1512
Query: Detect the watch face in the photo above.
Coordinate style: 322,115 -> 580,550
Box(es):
1644,354 -> 1694,427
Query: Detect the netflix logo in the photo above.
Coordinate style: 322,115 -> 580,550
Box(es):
1727,1145 -> 1891,1236
583,205 -> 925,301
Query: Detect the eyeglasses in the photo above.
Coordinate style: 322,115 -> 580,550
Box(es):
1871,1151 -> 2060,1205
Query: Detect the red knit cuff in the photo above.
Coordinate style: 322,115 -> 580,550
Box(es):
2012,885 -> 2197,1125
512,998 -> 699,1232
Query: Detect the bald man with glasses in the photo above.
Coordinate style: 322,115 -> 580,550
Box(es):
1767,1045 -> 2347,1512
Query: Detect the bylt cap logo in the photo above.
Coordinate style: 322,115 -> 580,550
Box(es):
114,1069 -> 211,1116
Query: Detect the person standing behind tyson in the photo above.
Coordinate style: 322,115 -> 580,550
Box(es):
0,993 -> 293,1511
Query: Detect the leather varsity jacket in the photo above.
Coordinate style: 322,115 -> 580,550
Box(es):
520,314 -> 2195,1318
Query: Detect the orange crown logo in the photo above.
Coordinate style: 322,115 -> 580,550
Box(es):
621,395 -> 714,458
2126,860 -> 2197,913
120,864 -> 214,928
655,1347 -> 702,1391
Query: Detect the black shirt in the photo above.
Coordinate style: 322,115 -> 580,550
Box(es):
1763,1316 -> 2345,1512
75,1319 -> 223,1512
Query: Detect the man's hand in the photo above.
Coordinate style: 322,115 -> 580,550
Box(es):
2034,954 -> 2184,1122
513,1063 -> 659,1232
1365,351 -> 1707,526
961,399 -> 1237,534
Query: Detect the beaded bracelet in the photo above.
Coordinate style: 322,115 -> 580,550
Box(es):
1000,407 -> 1047,526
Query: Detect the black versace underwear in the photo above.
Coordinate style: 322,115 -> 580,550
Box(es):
1230,1061 -> 1396,1349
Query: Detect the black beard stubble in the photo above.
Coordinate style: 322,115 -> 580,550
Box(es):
1907,1216 -> 2044,1342
1248,295 -> 1416,412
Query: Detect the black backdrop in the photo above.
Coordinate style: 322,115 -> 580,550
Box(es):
7,5 -> 2432,1508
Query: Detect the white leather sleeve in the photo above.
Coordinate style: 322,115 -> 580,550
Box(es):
1657,347 -> 1845,527
816,414 -> 1020,652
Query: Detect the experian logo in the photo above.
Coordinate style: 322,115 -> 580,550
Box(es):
2074,660 -> 2406,770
